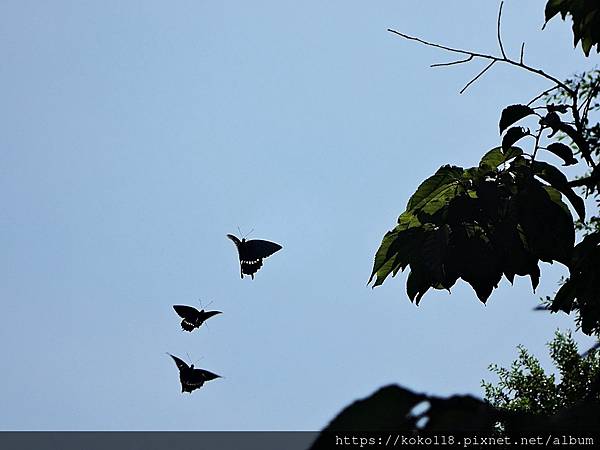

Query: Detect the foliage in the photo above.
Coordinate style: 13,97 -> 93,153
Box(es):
542,71 -> 600,335
314,3 -> 600,442
370,63 -> 600,335
369,115 -> 583,304
482,331 -> 600,416
309,382 -> 600,447
544,0 -> 600,56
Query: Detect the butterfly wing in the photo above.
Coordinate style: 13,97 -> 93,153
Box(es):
173,305 -> 201,331
244,239 -> 283,259
196,368 -> 222,382
199,310 -> 222,323
227,234 -> 246,278
241,239 -> 282,278
227,234 -> 282,279
168,353 -> 190,372
173,305 -> 200,319
182,370 -> 206,393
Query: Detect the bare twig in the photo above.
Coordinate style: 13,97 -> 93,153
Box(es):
386,29 -> 574,95
527,86 -> 560,106
555,120 -> 597,168
460,61 -> 496,94
582,77 -> 600,120
431,55 -> 473,67
519,43 -> 525,64
497,2 -> 508,59
530,127 -> 544,163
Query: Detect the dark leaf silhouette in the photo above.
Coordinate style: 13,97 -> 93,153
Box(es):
532,161 -> 585,220
544,0 -> 600,56
545,142 -> 578,166
479,146 -> 523,171
540,111 -> 562,132
309,384 -> 600,448
371,158 -> 576,304
405,165 -> 463,213
311,385 -> 425,436
515,181 -> 574,265
499,104 -> 535,134
550,232 -> 600,335
502,127 -> 529,151
168,354 -> 221,393
227,234 -> 282,279
172,305 -> 222,332
547,103 -> 569,114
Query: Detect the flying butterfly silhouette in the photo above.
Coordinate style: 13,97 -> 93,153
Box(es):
172,305 -> 222,332
168,353 -> 221,393
227,234 -> 282,279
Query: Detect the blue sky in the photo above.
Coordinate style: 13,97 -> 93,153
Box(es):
0,0 -> 597,430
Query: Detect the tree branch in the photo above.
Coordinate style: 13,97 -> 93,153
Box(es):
519,42 -> 525,64
386,29 -> 574,95
527,86 -> 559,106
460,61 -> 496,94
569,170 -> 600,188
431,55 -> 473,68
497,2 -> 508,59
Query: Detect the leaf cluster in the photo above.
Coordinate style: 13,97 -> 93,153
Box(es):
310,380 -> 600,446
552,234 -> 600,334
482,331 -> 600,416
545,0 -> 600,56
541,71 -> 600,334
370,102 -> 585,305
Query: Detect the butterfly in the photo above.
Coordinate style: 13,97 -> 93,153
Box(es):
173,305 -> 222,332
227,234 -> 282,279
168,353 -> 221,393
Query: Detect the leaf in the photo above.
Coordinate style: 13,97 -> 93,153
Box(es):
445,225 -> 502,303
543,0 -> 600,56
479,146 -> 523,170
544,0 -> 567,23
582,35 -> 593,56
421,226 -> 450,282
532,161 -> 585,220
445,194 -> 482,226
545,142 -> 577,166
502,127 -> 529,151
542,186 -> 572,221
516,179 -> 575,265
547,104 -> 569,114
571,232 -> 600,270
499,105 -> 535,134
540,111 -> 562,130
551,279 -> 577,313
490,217 -> 540,291
406,166 -> 464,212
310,385 -> 425,437
369,226 -> 424,287
406,267 -> 432,304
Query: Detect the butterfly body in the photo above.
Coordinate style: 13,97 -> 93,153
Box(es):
168,354 -> 221,393
172,305 -> 222,332
227,234 -> 282,279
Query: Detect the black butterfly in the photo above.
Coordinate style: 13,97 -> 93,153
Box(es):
173,305 -> 222,332
227,234 -> 282,279
168,353 -> 221,393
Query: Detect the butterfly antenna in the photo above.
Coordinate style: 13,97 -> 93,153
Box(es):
237,226 -> 243,236
243,228 -> 254,239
